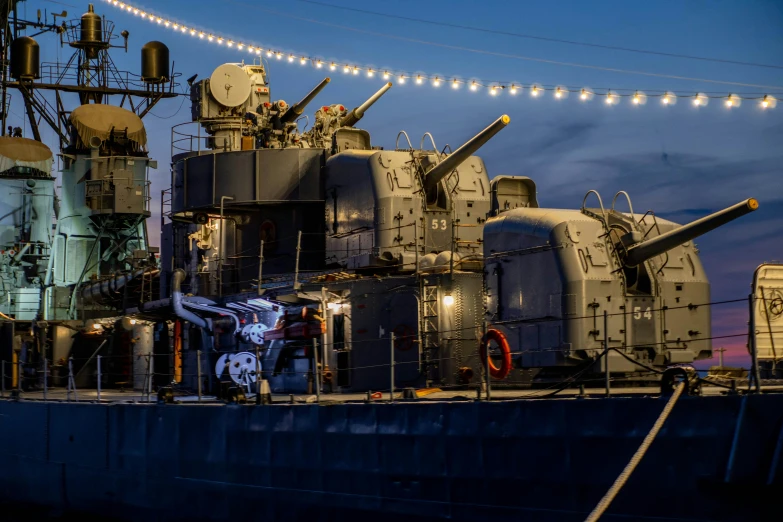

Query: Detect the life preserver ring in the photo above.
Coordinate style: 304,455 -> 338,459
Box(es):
479,329 -> 512,380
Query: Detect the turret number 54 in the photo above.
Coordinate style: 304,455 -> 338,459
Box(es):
633,306 -> 652,320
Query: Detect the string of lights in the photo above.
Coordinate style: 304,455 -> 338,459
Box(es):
105,0 -> 779,111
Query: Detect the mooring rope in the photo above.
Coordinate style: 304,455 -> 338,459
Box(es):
583,382 -> 685,522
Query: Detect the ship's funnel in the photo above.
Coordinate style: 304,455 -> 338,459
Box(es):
280,77 -> 331,124
423,115 -> 509,192
340,82 -> 392,127
623,198 -> 758,267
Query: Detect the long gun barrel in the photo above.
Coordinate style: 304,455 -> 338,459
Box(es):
281,77 -> 331,124
423,115 -> 510,191
340,82 -> 393,127
624,198 -> 758,267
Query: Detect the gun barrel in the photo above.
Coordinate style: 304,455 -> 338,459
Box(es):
423,115 -> 510,191
624,198 -> 758,267
281,77 -> 331,124
341,82 -> 393,127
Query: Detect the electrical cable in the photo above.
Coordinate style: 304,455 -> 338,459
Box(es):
286,0 -> 783,71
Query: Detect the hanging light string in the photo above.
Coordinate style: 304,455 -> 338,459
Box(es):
105,0 -> 778,111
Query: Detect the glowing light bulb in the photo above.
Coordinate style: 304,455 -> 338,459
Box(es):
300,57 -> 307,65
129,319 -> 137,325
725,96 -> 733,107
605,95 -> 613,104
217,38 -> 224,45
352,67 -> 359,75
330,63 -> 337,71
172,23 -> 179,30
432,77 -> 440,87
267,51 -> 273,57
181,26 -> 187,33
190,29 -> 196,36
288,55 -> 294,62
580,90 -> 588,100
276,53 -> 282,60
256,49 -> 262,55
489,86 -> 497,96
693,98 -> 701,106
662,96 -> 670,105
156,18 -> 162,24
199,32 -> 205,39
398,75 -> 406,84
452,80 -> 459,89
443,294 -> 454,306
164,21 -> 170,27
343,66 -> 350,73
207,35 -> 213,41
555,89 -> 562,99
367,69 -> 374,77
227,41 -> 234,48
415,75 -> 423,84
316,61 -> 323,68
531,87 -> 539,97
509,85 -> 517,95
632,95 -> 640,104
133,9 -> 138,15
761,95 -> 769,108
470,82 -> 477,91
237,43 -> 244,49
383,72 -> 390,80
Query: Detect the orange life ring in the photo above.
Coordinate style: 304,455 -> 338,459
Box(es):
479,329 -> 512,380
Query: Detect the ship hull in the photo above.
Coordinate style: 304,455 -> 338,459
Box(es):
0,394 -> 779,521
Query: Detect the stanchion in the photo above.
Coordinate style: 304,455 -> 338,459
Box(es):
147,354 -> 154,403
97,355 -> 102,402
390,332 -> 395,403
483,321 -> 491,401
255,346 -> 261,405
313,337 -> 320,404
1,360 -> 4,397
43,357 -> 47,401
604,310 -> 610,397
197,350 -> 202,401
67,357 -> 78,401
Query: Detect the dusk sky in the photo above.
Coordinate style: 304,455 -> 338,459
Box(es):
14,0 -> 783,366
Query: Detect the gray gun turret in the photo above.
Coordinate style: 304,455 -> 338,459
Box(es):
340,82 -> 393,127
622,198 -> 758,267
280,77 -> 331,124
422,114 -> 510,192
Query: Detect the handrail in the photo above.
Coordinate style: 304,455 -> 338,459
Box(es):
395,130 -> 413,150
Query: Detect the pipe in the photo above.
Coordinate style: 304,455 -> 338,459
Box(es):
171,268 -> 209,329
624,198 -> 758,267
423,115 -> 510,191
81,268 -> 159,304
340,82 -> 392,127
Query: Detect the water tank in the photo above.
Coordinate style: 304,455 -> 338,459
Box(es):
141,41 -> 170,83
80,4 -> 102,44
10,36 -> 39,80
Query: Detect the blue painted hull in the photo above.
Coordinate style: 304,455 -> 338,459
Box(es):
0,394 -> 779,521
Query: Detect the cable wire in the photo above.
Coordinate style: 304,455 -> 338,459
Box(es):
287,0 -> 783,71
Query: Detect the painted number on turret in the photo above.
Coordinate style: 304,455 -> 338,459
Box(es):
432,219 -> 448,230
633,306 -> 652,320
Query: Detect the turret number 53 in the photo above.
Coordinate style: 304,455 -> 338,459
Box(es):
432,219 -> 448,230
633,306 -> 652,320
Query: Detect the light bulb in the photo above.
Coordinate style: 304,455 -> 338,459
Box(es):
227,41 -> 234,48
316,61 -> 323,68
172,23 -> 179,30
398,75 -> 406,84
662,96 -> 670,105
509,85 -> 517,95
237,43 -> 244,49
330,63 -> 337,71
443,294 -> 455,306
633,95 -> 640,104
367,69 -> 374,77
605,95 -> 613,104
343,66 -> 350,73
470,82 -> 477,91
207,35 -> 213,41
276,53 -> 282,60
555,89 -> 562,99
415,75 -> 423,84
693,98 -> 701,106
190,29 -> 196,36
217,38 -> 224,45
383,72 -> 390,79
452,80 -> 459,89
164,21 -> 170,27
531,87 -> 539,97
432,77 -> 440,86
300,57 -> 307,65
256,49 -> 262,55
266,50 -> 273,57
288,55 -> 294,62
761,96 -> 769,108
489,87 -> 497,96
352,67 -> 359,75
580,90 -> 588,100
726,98 -> 733,107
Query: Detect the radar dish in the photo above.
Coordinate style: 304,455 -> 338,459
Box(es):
209,63 -> 251,108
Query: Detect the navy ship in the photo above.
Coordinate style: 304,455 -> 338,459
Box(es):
0,3 -> 781,521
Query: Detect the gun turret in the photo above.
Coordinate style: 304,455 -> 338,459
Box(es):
280,77 -> 331,124
423,114 -> 510,192
622,198 -> 758,267
340,82 -> 393,127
